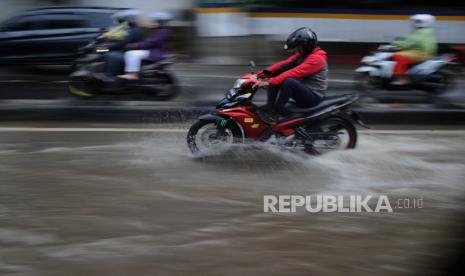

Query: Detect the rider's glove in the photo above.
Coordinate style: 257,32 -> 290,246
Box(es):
257,70 -> 271,79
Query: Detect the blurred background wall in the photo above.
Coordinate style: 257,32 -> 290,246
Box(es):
0,0 -> 194,20
195,1 -> 465,43
1,0 -> 464,65
193,1 -> 465,64
76,0 -> 194,13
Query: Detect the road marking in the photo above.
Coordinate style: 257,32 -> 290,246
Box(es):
0,127 -> 188,133
329,79 -> 355,83
0,127 -> 465,135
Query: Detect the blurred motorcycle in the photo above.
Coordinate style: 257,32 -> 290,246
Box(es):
187,61 -> 366,156
68,40 -> 180,100
355,45 -> 460,96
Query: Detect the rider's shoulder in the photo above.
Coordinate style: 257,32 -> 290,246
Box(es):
305,48 -> 327,61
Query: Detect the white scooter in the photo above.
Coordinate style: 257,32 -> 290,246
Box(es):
355,45 -> 459,96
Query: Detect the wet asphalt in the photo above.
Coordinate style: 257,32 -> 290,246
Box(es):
0,124 -> 464,275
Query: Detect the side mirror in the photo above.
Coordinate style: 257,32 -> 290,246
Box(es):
249,60 -> 256,73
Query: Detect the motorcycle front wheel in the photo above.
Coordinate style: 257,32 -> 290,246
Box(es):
354,72 -> 384,102
304,117 -> 357,155
421,68 -> 456,95
187,119 -> 243,156
68,77 -> 97,98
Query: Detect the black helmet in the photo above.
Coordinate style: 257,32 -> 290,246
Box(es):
284,27 -> 318,53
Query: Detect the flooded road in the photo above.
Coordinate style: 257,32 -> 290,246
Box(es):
1,124 -> 464,275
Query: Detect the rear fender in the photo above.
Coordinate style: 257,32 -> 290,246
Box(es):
409,59 -> 457,76
338,111 -> 370,128
355,66 -> 380,77
198,113 -> 224,123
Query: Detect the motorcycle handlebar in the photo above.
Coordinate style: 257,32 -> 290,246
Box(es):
378,44 -> 398,52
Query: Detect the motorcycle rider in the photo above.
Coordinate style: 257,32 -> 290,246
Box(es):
98,10 -> 140,41
253,27 -> 327,123
118,12 -> 172,80
99,10 -> 144,77
390,14 -> 437,85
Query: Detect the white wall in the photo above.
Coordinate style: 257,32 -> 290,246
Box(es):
196,12 -> 465,43
76,0 -> 194,13
252,17 -> 465,44
196,12 -> 250,36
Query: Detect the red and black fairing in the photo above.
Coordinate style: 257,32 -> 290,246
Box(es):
216,73 -> 307,139
271,118 -> 305,137
219,106 -> 307,139
219,106 -> 268,138
219,106 -> 311,139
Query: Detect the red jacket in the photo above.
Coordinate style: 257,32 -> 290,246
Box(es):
267,48 -> 327,86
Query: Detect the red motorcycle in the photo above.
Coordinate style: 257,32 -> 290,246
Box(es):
187,62 -> 366,156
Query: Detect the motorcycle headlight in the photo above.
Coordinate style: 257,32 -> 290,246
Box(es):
225,89 -> 238,100
233,78 -> 247,89
361,56 -> 376,64
237,93 -> 252,100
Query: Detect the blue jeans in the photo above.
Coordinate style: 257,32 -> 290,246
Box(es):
104,51 -> 125,77
267,78 -> 322,113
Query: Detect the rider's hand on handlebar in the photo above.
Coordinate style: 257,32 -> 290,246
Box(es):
252,80 -> 269,90
257,71 -> 267,79
257,69 -> 272,79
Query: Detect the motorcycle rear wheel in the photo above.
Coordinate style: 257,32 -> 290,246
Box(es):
421,68 -> 456,95
354,72 -> 380,93
304,117 -> 357,155
354,72 -> 383,102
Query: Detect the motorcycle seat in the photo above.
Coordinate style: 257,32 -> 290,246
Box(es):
141,60 -> 172,70
283,94 -> 354,115
407,61 -> 425,69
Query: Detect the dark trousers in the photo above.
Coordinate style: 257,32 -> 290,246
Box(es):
104,51 -> 125,77
267,78 -> 322,113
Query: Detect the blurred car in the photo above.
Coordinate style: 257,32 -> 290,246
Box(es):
0,6 -> 127,65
